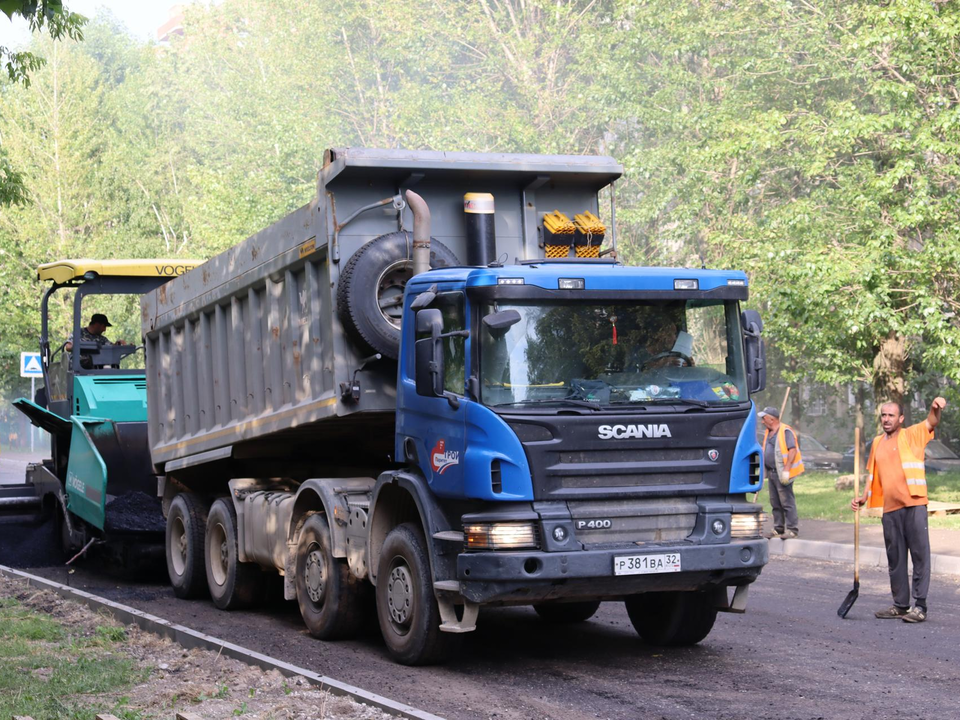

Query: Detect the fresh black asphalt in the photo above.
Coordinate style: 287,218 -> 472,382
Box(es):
9,553 -> 959,720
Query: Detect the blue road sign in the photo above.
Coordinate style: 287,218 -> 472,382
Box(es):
20,351 -> 43,378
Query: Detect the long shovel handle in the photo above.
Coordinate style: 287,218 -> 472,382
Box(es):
854,427 -> 860,584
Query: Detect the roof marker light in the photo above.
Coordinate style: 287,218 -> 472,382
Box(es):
674,279 -> 698,290
498,277 -> 524,285
558,278 -> 585,290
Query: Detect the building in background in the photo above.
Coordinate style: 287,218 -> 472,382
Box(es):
157,4 -> 185,43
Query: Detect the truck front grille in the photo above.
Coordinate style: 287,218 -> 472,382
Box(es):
559,473 -> 702,489
506,410 -> 746,501
567,498 -> 698,546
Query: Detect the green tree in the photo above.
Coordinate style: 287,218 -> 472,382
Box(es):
609,0 -> 960,415
1,0 -> 85,206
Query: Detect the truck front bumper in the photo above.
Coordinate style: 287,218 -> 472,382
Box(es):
456,538 -> 767,604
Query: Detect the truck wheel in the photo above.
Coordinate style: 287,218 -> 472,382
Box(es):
337,232 -> 460,360
533,600 -> 601,624
166,493 -> 208,599
624,591 -> 718,646
375,522 -> 459,665
295,513 -> 367,640
205,498 -> 261,610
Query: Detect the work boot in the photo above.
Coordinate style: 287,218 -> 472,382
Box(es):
874,605 -> 909,619
782,530 -> 798,539
902,607 -> 927,623
764,529 -> 784,539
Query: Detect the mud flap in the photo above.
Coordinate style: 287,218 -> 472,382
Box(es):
714,583 -> 750,614
435,581 -> 479,633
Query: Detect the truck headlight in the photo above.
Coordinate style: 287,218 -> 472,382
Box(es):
464,522 -> 539,550
730,512 -> 763,539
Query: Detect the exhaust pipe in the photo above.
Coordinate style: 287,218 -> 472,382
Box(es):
464,192 -> 496,266
406,189 -> 431,277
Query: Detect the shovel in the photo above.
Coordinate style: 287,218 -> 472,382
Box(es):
838,427 -> 861,618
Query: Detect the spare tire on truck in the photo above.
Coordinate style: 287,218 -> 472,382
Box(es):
337,232 -> 459,360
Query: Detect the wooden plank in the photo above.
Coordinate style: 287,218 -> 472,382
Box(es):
176,712 -> 205,720
95,715 -> 123,720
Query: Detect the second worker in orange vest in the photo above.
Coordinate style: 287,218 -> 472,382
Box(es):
852,396 -> 947,624
759,406 -> 804,539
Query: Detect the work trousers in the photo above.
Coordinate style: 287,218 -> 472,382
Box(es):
767,470 -> 799,534
767,468 -> 800,533
881,505 -> 930,609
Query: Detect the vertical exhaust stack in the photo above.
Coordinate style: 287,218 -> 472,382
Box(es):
464,193 -> 496,266
406,189 -> 432,277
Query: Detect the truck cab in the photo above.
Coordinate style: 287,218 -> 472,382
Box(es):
378,260 -> 767,652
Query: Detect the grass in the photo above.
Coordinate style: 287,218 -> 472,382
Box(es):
756,471 -> 960,530
0,597 -> 146,720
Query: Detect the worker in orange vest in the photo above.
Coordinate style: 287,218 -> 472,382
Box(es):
851,396 -> 946,624
759,406 -> 804,539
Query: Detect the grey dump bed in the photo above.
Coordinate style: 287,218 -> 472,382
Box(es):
142,147 -> 622,471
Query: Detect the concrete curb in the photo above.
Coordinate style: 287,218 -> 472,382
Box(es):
766,538 -> 960,576
0,565 -> 445,720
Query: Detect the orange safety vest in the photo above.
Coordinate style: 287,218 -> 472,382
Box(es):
865,423 -> 931,509
763,422 -> 805,481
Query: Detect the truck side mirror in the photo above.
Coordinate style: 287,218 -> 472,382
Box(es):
415,308 -> 445,398
741,309 -> 766,393
482,309 -> 521,337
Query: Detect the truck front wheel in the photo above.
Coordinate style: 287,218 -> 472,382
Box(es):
533,600 -> 601,624
625,591 -> 718,646
295,514 -> 366,640
166,493 -> 208,599
204,498 -> 261,610
375,523 -> 459,665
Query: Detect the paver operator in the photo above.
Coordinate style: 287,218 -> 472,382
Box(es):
851,396 -> 947,624
759,406 -> 804,540
65,313 -> 126,368
65,313 -> 125,352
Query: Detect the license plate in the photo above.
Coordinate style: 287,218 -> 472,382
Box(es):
613,552 -> 682,576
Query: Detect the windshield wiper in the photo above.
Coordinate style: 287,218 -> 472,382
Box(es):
493,397 -> 602,411
610,397 -> 712,408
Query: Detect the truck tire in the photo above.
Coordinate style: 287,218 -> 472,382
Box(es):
166,493 -> 208,599
533,600 -> 601,624
337,232 -> 460,360
295,513 -> 367,640
624,591 -> 718,646
204,498 -> 261,610
375,522 -> 459,665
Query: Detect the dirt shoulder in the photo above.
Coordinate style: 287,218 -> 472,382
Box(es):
0,574 -> 392,720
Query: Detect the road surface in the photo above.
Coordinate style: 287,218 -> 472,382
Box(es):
0,453 -> 40,485
9,554 -> 959,720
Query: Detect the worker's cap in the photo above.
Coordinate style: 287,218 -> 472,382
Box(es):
90,313 -> 113,327
757,406 -> 780,419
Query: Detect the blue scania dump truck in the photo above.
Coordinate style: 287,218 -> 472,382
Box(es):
143,148 -> 769,665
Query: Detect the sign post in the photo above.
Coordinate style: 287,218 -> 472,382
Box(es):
20,352 -> 43,453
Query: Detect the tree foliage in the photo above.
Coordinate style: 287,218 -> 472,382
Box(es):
0,0 -> 958,420
610,0 -> 960,406
0,0 -> 85,208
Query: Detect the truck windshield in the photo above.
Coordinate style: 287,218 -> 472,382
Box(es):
479,299 -> 748,409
